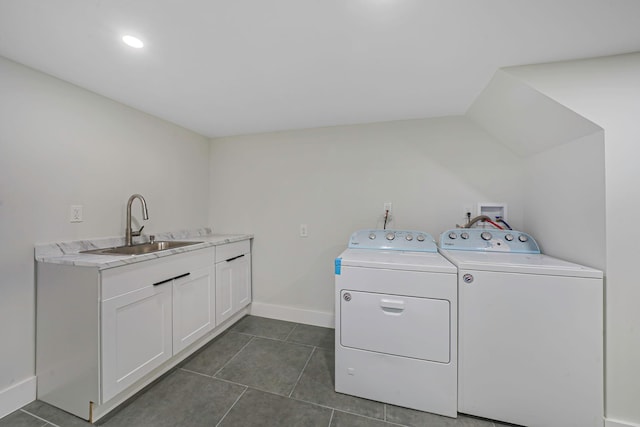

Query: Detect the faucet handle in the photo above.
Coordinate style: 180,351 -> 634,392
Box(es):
132,225 -> 145,237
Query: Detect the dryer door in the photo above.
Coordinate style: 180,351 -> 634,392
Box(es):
340,289 -> 450,363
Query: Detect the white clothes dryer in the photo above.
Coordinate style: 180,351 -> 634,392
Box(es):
335,229 -> 458,417
439,228 -> 603,427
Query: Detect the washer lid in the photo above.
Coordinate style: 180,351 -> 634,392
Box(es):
338,248 -> 456,273
439,250 -> 602,278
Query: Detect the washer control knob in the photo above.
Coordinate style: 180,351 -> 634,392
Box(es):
481,232 -> 492,241
448,232 -> 457,240
505,234 -> 514,241
461,232 -> 469,240
406,234 -> 413,241
416,234 -> 425,242
369,233 -> 376,240
518,234 -> 529,243
385,232 -> 395,241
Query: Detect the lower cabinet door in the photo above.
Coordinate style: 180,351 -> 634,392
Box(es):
215,261 -> 234,325
101,282 -> 172,402
232,253 -> 252,310
173,266 -> 215,353
215,252 -> 252,325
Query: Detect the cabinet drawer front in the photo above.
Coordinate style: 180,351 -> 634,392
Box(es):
215,240 -> 250,263
101,248 -> 214,300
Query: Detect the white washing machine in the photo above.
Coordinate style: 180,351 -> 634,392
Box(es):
439,228 -> 603,427
335,229 -> 458,417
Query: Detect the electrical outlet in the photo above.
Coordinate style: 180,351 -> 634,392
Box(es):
70,205 -> 83,223
463,205 -> 473,221
299,224 -> 308,237
384,202 -> 392,212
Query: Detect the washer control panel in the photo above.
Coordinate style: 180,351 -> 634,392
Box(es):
439,229 -> 540,253
349,229 -> 436,252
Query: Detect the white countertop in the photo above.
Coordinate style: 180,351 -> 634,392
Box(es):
35,228 -> 253,270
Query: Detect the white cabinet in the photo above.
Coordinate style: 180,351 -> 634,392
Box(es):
36,239 -> 251,422
215,240 -> 252,325
173,266 -> 215,353
101,280 -> 173,402
100,248 -> 213,401
36,244 -> 236,422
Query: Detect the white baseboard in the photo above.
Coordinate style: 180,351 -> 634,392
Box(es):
606,419 -> 640,427
0,376 -> 36,418
249,302 -> 334,328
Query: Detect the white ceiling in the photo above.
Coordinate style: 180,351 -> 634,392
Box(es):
1,0 -> 639,138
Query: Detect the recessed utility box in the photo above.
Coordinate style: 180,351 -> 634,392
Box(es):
477,202 -> 507,220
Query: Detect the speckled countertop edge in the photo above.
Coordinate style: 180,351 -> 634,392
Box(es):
35,228 -> 253,270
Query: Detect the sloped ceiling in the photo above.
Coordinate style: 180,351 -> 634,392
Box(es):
467,69 -> 602,157
0,0 -> 639,137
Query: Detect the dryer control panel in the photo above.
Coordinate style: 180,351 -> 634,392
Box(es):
348,229 -> 437,252
439,229 -> 540,253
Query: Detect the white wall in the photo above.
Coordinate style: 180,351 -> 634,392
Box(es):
209,117 -> 525,325
0,56 -> 210,416
467,69 -> 606,271
503,53 -> 640,427
523,131 -> 605,270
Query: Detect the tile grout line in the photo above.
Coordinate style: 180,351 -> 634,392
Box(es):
180,367 -> 214,378
211,335 -> 256,378
288,396 -> 405,426
329,408 -> 409,427
384,403 -> 387,421
19,409 -> 60,427
327,409 -> 335,427
288,345 -> 316,398
214,386 -> 248,427
283,323 -> 298,342
239,332 -> 316,350
229,385 -> 404,427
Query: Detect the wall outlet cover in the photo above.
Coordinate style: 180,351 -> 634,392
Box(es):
70,205 -> 83,223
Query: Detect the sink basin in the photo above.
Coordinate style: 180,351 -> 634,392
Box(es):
81,241 -> 203,256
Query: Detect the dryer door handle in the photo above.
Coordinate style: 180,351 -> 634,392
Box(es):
380,298 -> 405,314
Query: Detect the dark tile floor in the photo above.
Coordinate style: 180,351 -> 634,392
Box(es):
2,316 -> 512,427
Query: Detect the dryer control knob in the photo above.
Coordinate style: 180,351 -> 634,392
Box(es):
448,232 -> 457,240
461,232 -> 469,240
385,232 -> 395,241
518,234 -> 529,242
481,231 -> 492,241
416,234 -> 425,242
406,234 -> 413,241
369,233 -> 376,240
505,234 -> 514,241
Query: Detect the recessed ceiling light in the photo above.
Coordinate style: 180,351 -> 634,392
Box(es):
122,35 -> 144,49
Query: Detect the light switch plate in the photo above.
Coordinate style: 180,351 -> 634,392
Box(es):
70,205 -> 83,223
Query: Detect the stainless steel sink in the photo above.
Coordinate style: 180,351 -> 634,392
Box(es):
81,241 -> 203,256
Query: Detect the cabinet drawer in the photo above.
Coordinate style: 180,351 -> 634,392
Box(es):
101,248 -> 214,300
215,240 -> 250,263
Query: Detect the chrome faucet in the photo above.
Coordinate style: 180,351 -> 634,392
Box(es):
125,194 -> 149,246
